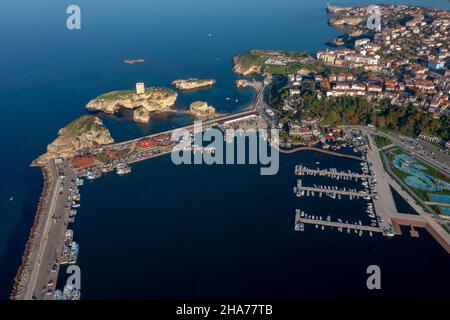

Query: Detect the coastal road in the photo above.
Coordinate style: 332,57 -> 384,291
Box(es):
345,126 -> 450,175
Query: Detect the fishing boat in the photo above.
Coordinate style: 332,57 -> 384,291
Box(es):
75,178 -> 84,187
116,163 -> 132,175
86,171 -> 101,181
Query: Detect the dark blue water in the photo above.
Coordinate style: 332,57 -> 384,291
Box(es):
1,0 -> 450,299
68,152 -> 450,299
390,186 -> 419,215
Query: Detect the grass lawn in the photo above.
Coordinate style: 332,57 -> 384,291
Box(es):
374,136 -> 392,149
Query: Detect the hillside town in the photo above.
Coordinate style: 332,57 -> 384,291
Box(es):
319,5 -> 449,113
280,5 -> 449,147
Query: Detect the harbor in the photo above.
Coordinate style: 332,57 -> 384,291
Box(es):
293,135 -> 397,237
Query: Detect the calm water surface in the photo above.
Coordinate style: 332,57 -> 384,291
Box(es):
0,0 -> 449,298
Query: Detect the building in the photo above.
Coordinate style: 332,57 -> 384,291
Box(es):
419,133 -> 443,144
136,82 -> 145,95
355,38 -> 370,48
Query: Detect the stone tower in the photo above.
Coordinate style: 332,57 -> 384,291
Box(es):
136,82 -> 145,95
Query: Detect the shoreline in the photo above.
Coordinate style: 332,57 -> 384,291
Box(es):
10,165 -> 53,300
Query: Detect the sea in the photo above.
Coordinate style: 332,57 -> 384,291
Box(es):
0,0 -> 449,299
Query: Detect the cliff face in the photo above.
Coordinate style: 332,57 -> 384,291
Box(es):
34,115 -> 114,166
86,87 -> 177,114
171,79 -> 216,90
236,79 -> 251,88
233,56 -> 262,75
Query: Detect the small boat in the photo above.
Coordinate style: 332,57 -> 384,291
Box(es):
9,197 -> 14,202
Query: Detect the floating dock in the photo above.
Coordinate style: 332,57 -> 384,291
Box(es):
298,217 -> 382,233
295,165 -> 373,180
294,179 -> 375,199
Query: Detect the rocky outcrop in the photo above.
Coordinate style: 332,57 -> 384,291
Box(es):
328,15 -> 364,26
86,87 -> 177,115
190,101 -> 216,117
236,79 -> 251,88
171,78 -> 216,90
233,56 -> 262,75
33,115 -> 114,166
327,5 -> 352,13
133,106 -> 151,123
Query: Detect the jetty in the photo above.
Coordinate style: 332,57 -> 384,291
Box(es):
298,217 -> 382,233
295,165 -> 373,180
295,179 -> 375,199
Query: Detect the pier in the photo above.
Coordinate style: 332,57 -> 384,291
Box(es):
295,179 -> 375,199
295,165 -> 373,180
298,217 -> 382,233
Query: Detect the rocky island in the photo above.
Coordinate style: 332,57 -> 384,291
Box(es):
189,101 -> 216,118
33,115 -> 114,166
86,83 -> 178,124
171,78 -> 216,90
